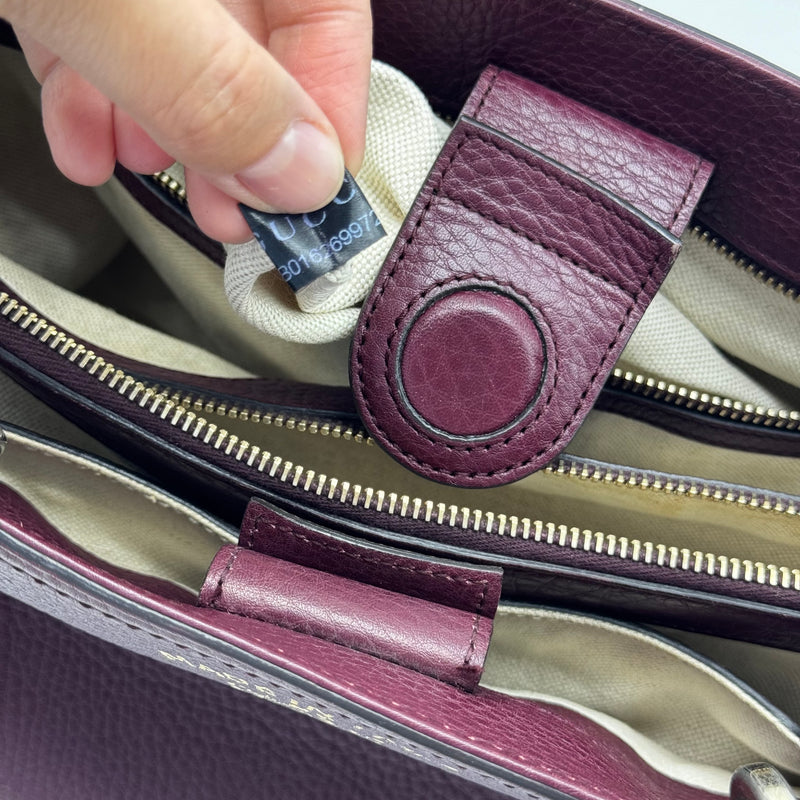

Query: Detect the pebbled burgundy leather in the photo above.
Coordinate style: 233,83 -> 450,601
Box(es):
0,479 -> 723,800
0,591 -> 526,800
351,72 -> 706,486
200,545 -> 495,690
372,0 -> 800,287
463,67 -> 714,237
239,500 -> 503,614
400,289 -> 546,437
199,500 -> 502,690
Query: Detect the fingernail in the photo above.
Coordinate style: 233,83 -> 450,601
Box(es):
237,121 -> 344,213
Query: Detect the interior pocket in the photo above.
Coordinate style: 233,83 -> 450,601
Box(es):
484,606 -> 800,793
1,425 -> 797,795
0,427 -> 233,590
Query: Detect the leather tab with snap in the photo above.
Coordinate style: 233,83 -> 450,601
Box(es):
350,66 -> 713,488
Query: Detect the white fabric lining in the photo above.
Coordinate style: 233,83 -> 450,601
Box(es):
659,629 -> 800,736
0,255 -> 253,379
95,178 -> 352,384
663,235 -> 800,394
566,409 -> 800,494
504,693 -> 730,796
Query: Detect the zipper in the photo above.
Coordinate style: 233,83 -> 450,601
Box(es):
2,291 -> 799,591
144,384 -> 371,444
688,225 -> 800,302
607,368 -> 800,430
150,170 -> 800,432
152,171 -> 187,205
605,225 -> 800,429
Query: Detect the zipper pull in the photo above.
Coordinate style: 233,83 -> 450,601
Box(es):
731,763 -> 795,800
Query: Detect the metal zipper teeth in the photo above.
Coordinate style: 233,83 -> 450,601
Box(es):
149,386 -> 372,444
3,292 -> 799,589
689,224 -> 800,302
606,226 -> 800,427
152,171 -> 186,205
149,171 -> 800,431
607,368 -> 800,430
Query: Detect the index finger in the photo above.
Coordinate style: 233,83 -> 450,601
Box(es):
261,0 -> 373,174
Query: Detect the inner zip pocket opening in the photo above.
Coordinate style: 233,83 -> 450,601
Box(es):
1,273 -> 798,592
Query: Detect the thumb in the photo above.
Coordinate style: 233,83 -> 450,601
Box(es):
6,0 -> 345,213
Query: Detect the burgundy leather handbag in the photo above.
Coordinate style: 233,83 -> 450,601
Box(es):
1,1 -> 800,798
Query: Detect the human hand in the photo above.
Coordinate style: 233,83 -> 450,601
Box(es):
1,0 -> 372,242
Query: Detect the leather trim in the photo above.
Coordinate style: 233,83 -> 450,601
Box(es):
198,499 -> 502,690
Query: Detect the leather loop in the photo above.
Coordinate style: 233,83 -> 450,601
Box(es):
351,67 -> 713,488
198,500 -> 503,691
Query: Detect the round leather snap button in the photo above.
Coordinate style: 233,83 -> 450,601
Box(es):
399,289 -> 545,438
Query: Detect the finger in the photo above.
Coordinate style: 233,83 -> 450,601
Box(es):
263,0 -> 372,173
12,28 -> 58,81
40,62 -> 116,186
113,107 -> 174,175
14,30 -> 114,185
5,0 -> 344,214
184,170 -> 254,243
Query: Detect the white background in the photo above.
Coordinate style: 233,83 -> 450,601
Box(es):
641,0 -> 800,76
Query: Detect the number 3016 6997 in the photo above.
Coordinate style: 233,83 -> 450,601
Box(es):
277,212 -> 382,281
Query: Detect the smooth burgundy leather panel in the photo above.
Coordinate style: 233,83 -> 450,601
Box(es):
352,110 -> 680,486
463,66 -> 713,237
0,478 -> 720,800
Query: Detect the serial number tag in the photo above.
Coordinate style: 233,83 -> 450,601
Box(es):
240,171 -> 385,292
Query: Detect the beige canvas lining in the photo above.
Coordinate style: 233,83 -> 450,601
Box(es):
1,256 -> 798,567
0,430 -> 231,590
1,429 -> 798,792
567,410 -> 800,494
